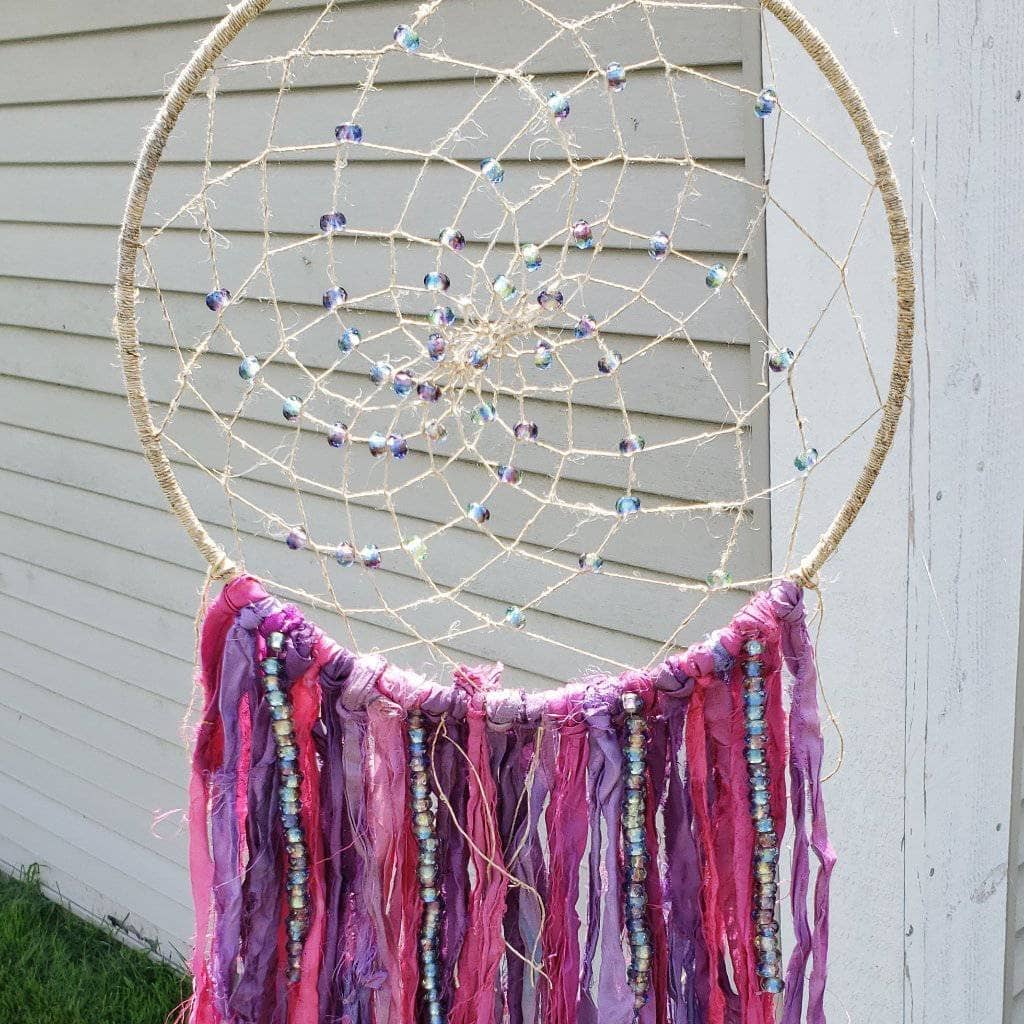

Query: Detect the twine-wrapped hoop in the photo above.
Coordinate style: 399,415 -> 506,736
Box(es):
113,0 -> 914,591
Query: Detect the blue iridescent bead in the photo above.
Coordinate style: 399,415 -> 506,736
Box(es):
417,382 -> 442,403
648,231 -> 670,262
471,402 -> 497,425
439,226 -> 465,251
606,62 -> 626,92
755,818 -> 775,834
387,433 -> 408,458
794,447 -> 818,473
522,243 -> 542,271
466,346 -> 489,370
597,350 -> 622,374
206,288 -> 231,312
768,347 -> 794,372
571,220 -> 594,249
424,419 -> 447,443
618,434 -> 645,455
368,431 -> 387,457
327,422 -> 348,447
323,285 -> 347,310
751,790 -> 770,806
547,91 -> 570,121
761,977 -> 784,994
493,274 -> 517,301
286,827 -> 304,845
497,464 -> 521,485
393,370 -> 415,397
746,720 -> 767,737
466,502 -> 490,524
282,396 -> 302,421
616,495 -> 641,518
360,544 -> 382,569
335,123 -> 363,142
320,211 -> 346,233
745,639 -> 764,655
426,333 -> 447,361
706,263 -> 728,289
538,289 -> 564,311
369,361 -> 393,386
338,327 -> 361,353
578,552 -> 604,573
424,271 -> 450,292
575,314 -> 597,339
335,542 -> 356,567
480,157 -> 505,184
755,87 -> 778,119
394,23 -> 420,51
706,568 -> 733,589
504,606 -> 526,629
429,305 -> 456,327
514,420 -> 539,441
239,355 -> 260,381
267,691 -> 285,707
746,748 -> 766,765
261,657 -> 280,676
745,660 -> 763,677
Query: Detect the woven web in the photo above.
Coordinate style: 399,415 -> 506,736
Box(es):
136,0 -> 890,685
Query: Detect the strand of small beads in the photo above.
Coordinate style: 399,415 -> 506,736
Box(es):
260,629 -> 310,984
407,709 -> 444,1024
742,638 -> 784,995
621,691 -> 653,1016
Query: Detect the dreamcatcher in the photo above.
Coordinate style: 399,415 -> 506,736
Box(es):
112,1 -> 913,1023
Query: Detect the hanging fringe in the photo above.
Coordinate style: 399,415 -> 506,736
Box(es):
186,577 -> 833,1024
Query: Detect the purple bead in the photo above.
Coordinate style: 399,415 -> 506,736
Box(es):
575,315 -> 598,339
335,123 -> 363,143
393,370 -> 415,397
286,527 -> 307,550
417,382 -> 442,403
327,422 -> 349,447
320,211 -> 347,233
426,333 -> 447,361
513,420 -> 539,441
323,286 -> 347,310
205,288 -> 231,312
537,289 -> 564,311
571,220 -> 594,250
387,433 -> 408,458
439,227 -> 466,251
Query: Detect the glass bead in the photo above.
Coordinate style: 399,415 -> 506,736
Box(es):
755,87 -> 778,119
426,333 -> 447,361
745,639 -> 764,655
571,220 -> 594,249
794,447 -> 818,473
768,347 -> 794,372
425,419 -> 447,443
327,422 -> 349,448
616,495 -> 641,518
393,370 -> 415,397
597,350 -> 622,374
369,361 -> 393,386
622,691 -> 643,713
404,536 -> 428,562
335,542 -> 356,567
429,306 -> 456,327
424,271 -> 450,292
335,123 -> 363,142
618,434 -> 645,455
466,502 -> 490,524
268,631 -> 285,652
282,396 -> 302,421
575,314 -> 598,339
492,274 -> 517,302
206,288 -> 231,312
579,552 -> 605,573
338,327 -> 361,353
606,62 -> 626,92
368,431 -> 387,457
546,91 -> 570,121
439,227 -> 466,251
417,382 -> 442,403
504,606 -> 527,629
537,289 -> 564,311
320,211 -> 347,233
497,464 -> 521,485
534,340 -> 554,369
466,346 -> 489,370
746,747 -> 765,765
387,433 -> 408,458
761,978 -> 784,995
514,420 -> 539,441
480,157 -> 505,184
745,660 -> 764,678
706,263 -> 728,289
394,23 -> 420,51
746,720 -> 767,737
239,355 -> 260,381
360,544 -> 382,569
706,568 -> 733,589
648,231 -> 670,262
261,657 -> 280,676
286,527 -> 307,551
522,243 -> 542,271
471,402 -> 497,425
323,285 -> 347,310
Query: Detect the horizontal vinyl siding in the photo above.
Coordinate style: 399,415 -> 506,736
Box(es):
0,0 -> 768,956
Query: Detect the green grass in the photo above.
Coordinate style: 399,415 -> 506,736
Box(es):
0,865 -> 187,1024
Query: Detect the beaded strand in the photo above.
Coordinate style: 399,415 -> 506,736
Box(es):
621,691 -> 652,1016
407,709 -> 444,1024
742,638 -> 784,995
260,629 -> 310,984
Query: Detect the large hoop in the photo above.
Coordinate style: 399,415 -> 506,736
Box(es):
113,0 -> 914,589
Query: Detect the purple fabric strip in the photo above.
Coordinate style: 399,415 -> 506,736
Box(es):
775,584 -> 835,1024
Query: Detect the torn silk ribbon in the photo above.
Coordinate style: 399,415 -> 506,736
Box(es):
188,576 -> 834,1024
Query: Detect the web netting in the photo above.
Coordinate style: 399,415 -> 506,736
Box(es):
132,0 -> 894,686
